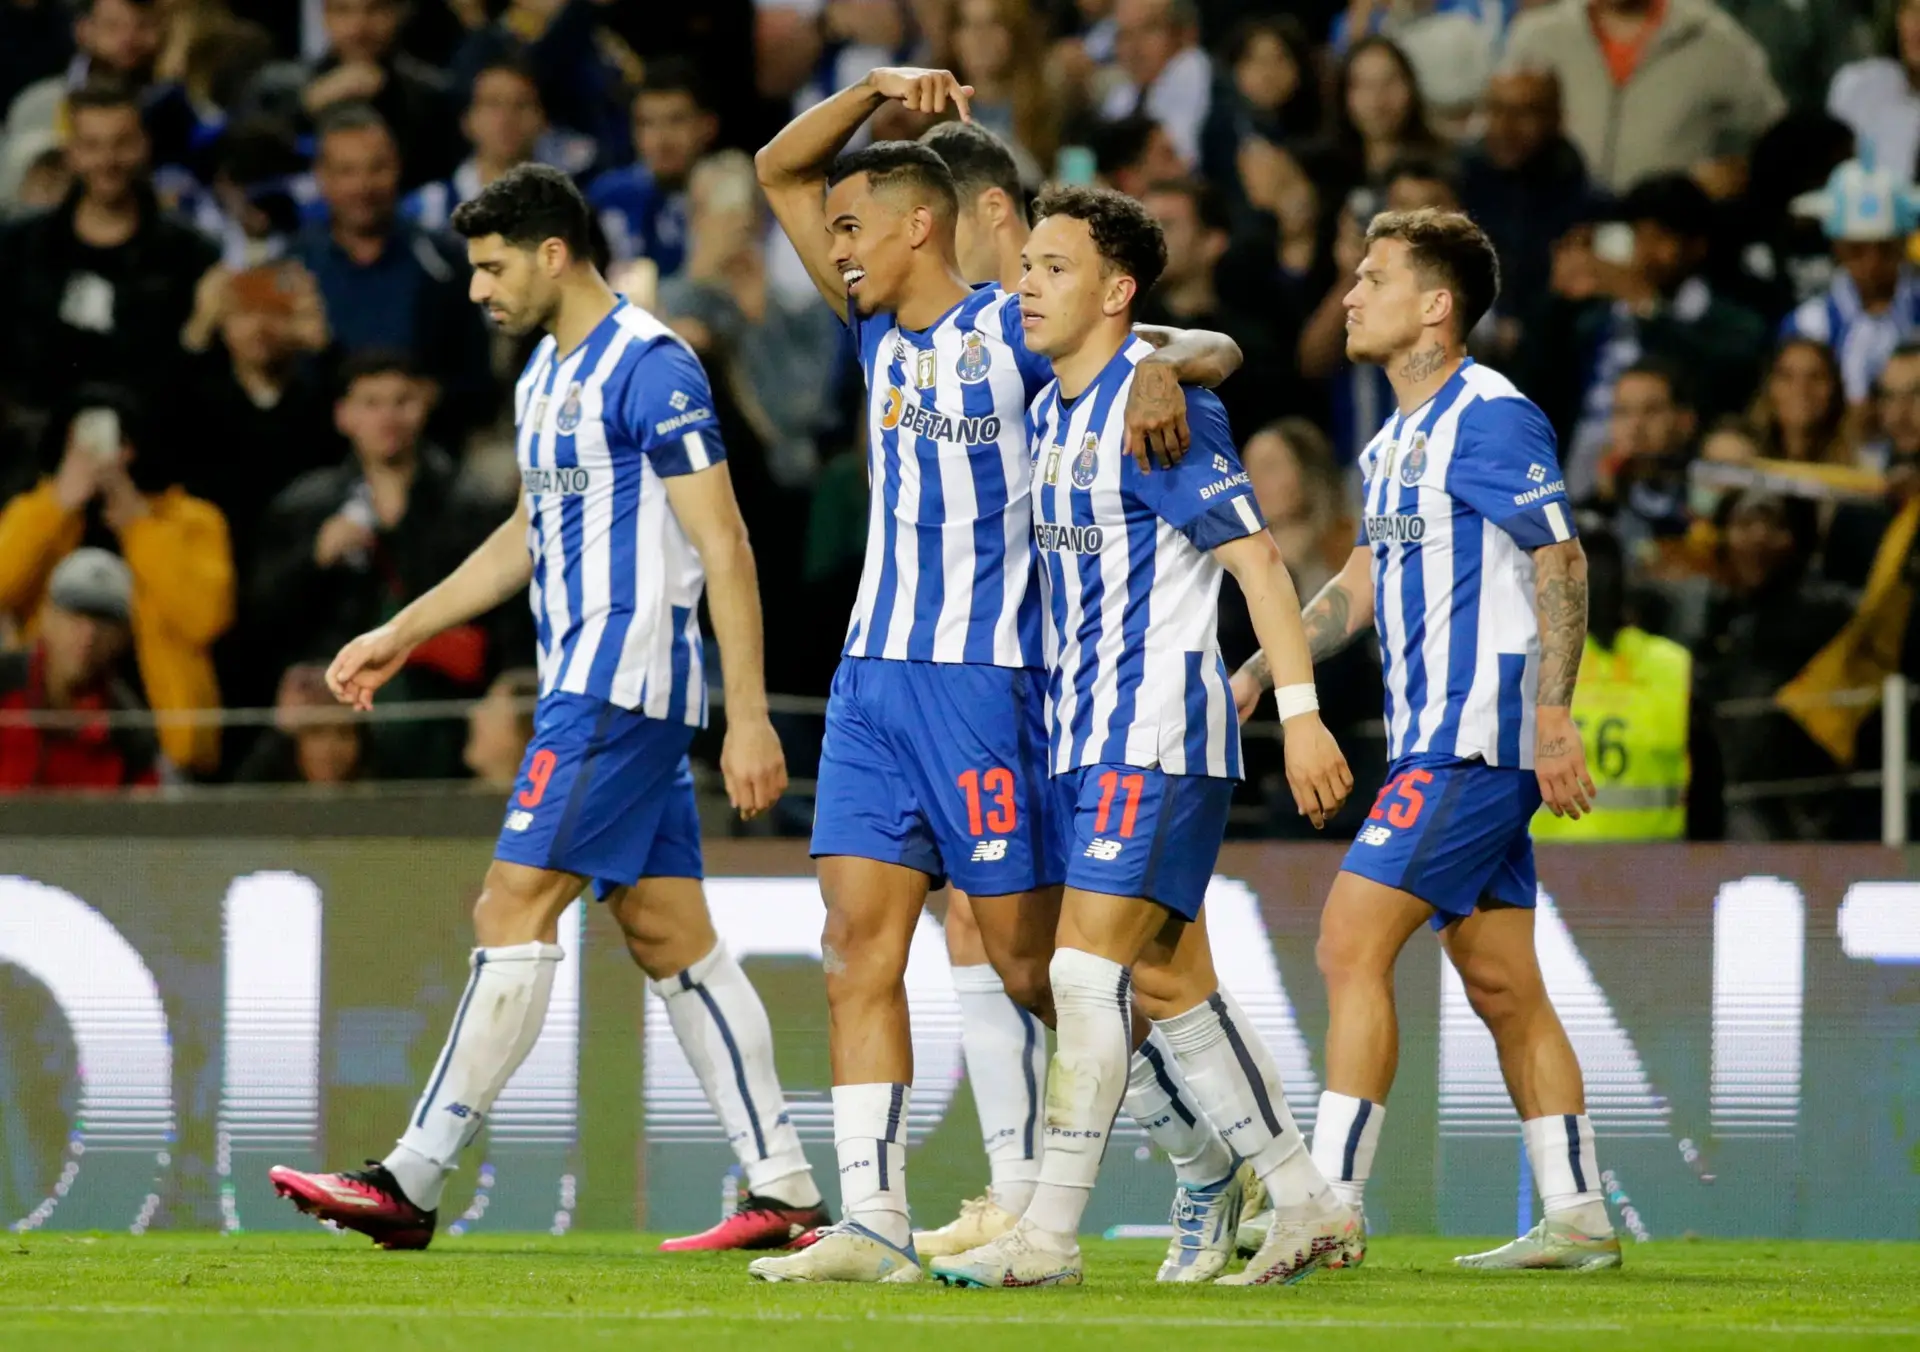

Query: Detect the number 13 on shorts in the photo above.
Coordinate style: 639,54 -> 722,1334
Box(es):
957,767 -> 1018,835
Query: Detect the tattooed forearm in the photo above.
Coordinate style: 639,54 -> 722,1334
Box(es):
1399,343 -> 1449,383
1242,572 -> 1362,691
1533,540 -> 1588,708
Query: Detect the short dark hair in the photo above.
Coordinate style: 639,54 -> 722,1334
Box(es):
1384,153 -> 1460,201
337,348 -> 419,398
451,162 -> 593,258
1141,177 -> 1230,235
314,100 -> 394,144
1089,113 -> 1160,179
67,79 -> 142,120
1364,207 -> 1500,340
1617,357 -> 1694,410
469,57 -> 542,108
920,120 -> 1024,222
637,57 -> 711,110
1032,184 -> 1167,300
826,141 -> 958,221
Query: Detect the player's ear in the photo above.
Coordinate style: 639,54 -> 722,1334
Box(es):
1424,285 -> 1454,333
539,237 -> 568,277
905,203 -> 935,249
1102,272 -> 1137,317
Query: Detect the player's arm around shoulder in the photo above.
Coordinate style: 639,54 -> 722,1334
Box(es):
1122,327 -> 1244,470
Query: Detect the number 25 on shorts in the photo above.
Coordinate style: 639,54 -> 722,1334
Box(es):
957,767 -> 1018,835
1368,768 -> 1431,828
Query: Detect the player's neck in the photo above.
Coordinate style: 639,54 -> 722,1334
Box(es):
548,272 -> 621,356
1052,318 -> 1131,401
1386,339 -> 1466,415
895,261 -> 972,332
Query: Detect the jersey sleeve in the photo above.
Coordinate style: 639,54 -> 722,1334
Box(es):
1126,387 -> 1267,549
998,295 -> 1057,398
1444,396 -> 1575,548
616,339 -> 729,477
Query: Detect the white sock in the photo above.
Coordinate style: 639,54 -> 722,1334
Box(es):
833,1082 -> 912,1246
1154,992 -> 1333,1218
950,963 -> 1046,1214
386,941 -> 562,1210
1522,1113 -> 1610,1230
1024,948 -> 1131,1247
653,941 -> 820,1208
1310,1090 -> 1384,1213
1125,1028 -> 1234,1185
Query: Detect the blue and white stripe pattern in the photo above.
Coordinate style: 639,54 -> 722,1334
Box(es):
1028,338 -> 1264,778
514,300 -> 723,723
1356,359 -> 1575,771
1781,267 -> 1920,403
843,284 -> 1052,667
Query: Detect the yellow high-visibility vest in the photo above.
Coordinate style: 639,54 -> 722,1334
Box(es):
1532,628 -> 1690,842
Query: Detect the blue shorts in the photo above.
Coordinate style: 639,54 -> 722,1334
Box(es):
1054,765 -> 1234,921
1339,753 -> 1540,931
810,657 -> 1059,895
494,692 -> 703,897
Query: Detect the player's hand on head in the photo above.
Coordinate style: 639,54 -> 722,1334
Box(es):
324,625 -> 411,712
868,67 -> 973,121
1122,360 -> 1191,471
720,715 -> 787,820
1281,713 -> 1352,829
1534,713 -> 1595,818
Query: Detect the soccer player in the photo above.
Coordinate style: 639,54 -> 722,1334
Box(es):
1231,207 -> 1622,1271
909,117 -> 1262,1281
930,185 -> 1357,1289
746,71 -> 1244,1283
267,165 -> 831,1253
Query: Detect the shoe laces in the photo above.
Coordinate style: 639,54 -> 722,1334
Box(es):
957,1193 -> 996,1218
339,1160 -> 404,1201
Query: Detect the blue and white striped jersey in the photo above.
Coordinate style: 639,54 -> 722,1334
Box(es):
514,300 -> 724,724
1357,359 -> 1576,770
844,284 -> 1052,667
1781,267 -> 1920,403
1029,338 -> 1265,777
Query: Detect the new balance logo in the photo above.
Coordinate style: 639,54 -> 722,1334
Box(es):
971,839 -> 1009,862
505,810 -> 534,832
1357,824 -> 1393,846
1084,838 -> 1124,861
669,390 -> 689,411
444,1102 -> 474,1119
1526,463 -> 1547,483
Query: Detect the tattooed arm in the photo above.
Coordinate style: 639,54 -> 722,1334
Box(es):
1124,326 -> 1244,470
1532,538 -> 1597,818
1231,545 -> 1374,723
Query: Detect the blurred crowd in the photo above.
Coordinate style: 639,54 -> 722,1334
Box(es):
1,0 -> 1918,843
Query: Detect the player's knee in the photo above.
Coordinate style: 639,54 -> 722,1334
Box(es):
819,899 -> 909,996
1316,924 -> 1389,992
1459,962 -> 1541,1034
472,862 -> 574,943
994,954 -> 1054,1022
1127,957 -> 1198,1023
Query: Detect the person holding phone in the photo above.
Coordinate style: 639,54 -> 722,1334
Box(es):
0,388 -> 235,777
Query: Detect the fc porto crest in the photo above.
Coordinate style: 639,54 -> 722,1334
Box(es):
1070,431 -> 1100,489
555,381 -> 584,434
1399,431 -> 1428,486
956,330 -> 992,383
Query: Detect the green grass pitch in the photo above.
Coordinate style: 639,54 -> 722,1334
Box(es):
3,1233 -> 1916,1351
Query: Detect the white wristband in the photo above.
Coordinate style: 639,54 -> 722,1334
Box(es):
1274,683 -> 1319,722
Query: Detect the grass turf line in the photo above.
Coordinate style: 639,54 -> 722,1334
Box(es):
1,1234 -> 1916,1351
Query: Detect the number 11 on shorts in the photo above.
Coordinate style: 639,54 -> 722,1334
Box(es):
1095,770 -> 1144,837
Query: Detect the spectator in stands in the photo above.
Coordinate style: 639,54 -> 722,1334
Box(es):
945,0 -> 1061,180
178,259 -> 338,567
1458,69 -> 1594,353
1782,159 -> 1920,404
3,0 -> 161,146
1748,338 -> 1854,465
291,104 -> 491,439
590,58 -> 718,275
1099,0 -> 1211,168
249,350 -> 496,779
0,81 -> 218,424
1825,343 -> 1920,588
401,58 -> 548,232
1719,0 -> 1869,113
10,142 -> 71,213
1503,0 -> 1786,194
1861,344 -> 1920,476
463,665 -> 537,789
1089,112 -> 1185,199
1331,0 -> 1507,132
0,0 -> 72,119
190,116 -> 313,268
0,548 -> 160,790
1722,110 -> 1859,322
1693,489 -> 1857,840
233,662 -> 367,784
1302,34 -> 1442,214
1827,0 -> 1920,182
0,389 -> 233,776
1135,176 -> 1289,437
1529,174 -> 1770,499
1589,360 -> 1698,556
1198,15 -> 1321,200
243,0 -> 458,189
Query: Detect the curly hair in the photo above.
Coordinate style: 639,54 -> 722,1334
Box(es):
450,162 -> 592,258
1364,207 -> 1500,340
1031,184 -> 1167,300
